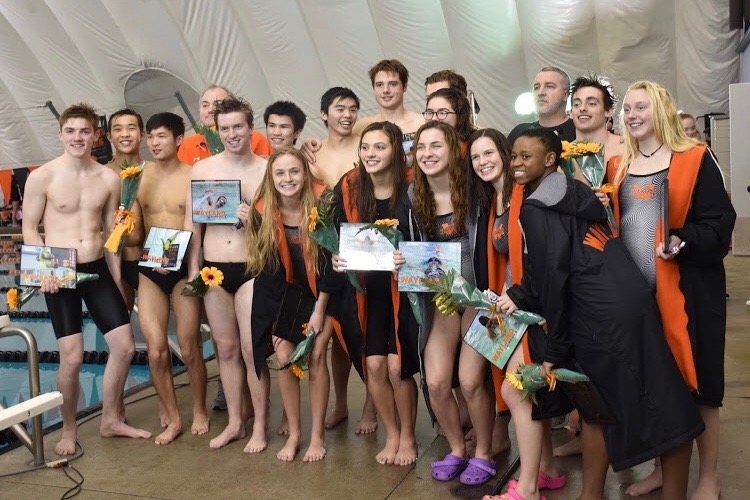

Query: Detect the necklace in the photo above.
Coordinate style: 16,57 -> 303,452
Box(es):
638,143 -> 663,158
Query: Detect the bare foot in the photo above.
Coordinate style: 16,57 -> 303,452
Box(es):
158,403 -> 169,429
689,478 -> 720,500
209,423 -> 246,449
394,438 -> 418,466
355,414 -> 377,435
191,413 -> 210,435
55,430 -> 78,456
155,421 -> 183,445
375,437 -> 399,465
625,464 -> 662,496
465,428 -> 476,442
277,413 -> 289,436
100,420 -> 152,440
303,437 -> 327,462
466,435 -> 477,455
492,432 -> 511,456
277,434 -> 301,462
324,408 -> 348,429
553,436 -> 582,457
242,429 -> 268,454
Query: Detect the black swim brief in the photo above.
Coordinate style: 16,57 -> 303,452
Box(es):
122,259 -> 139,290
138,263 -> 189,295
44,258 -> 131,339
203,260 -> 251,295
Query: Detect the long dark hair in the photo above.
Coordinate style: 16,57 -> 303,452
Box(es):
347,121 -> 407,221
412,121 -> 468,237
425,87 -> 474,143
466,128 -> 514,214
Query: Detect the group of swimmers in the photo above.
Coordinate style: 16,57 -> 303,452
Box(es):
20,58 -> 736,500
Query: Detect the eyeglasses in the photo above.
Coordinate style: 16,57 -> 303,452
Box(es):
422,109 -> 456,120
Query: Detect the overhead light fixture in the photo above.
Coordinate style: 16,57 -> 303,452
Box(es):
515,92 -> 535,115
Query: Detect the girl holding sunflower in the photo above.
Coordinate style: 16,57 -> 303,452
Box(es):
331,121 -> 420,466
246,147 -> 346,463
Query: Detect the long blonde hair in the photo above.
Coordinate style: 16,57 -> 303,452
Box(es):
246,147 -> 319,276
616,80 -> 699,184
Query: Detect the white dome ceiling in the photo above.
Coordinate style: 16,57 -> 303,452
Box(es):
0,0 -> 740,170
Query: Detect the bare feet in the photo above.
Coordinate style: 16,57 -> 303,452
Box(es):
277,434 -> 300,462
491,425 -> 511,456
303,437 -> 327,462
553,436 -> 582,457
355,413 -> 377,435
159,409 -> 169,429
243,429 -> 268,454
209,423 -> 246,449
394,438 -> 418,466
277,413 -> 289,436
375,437 -> 399,465
689,478 -> 720,500
55,430 -> 78,456
100,420 -> 152,440
625,464 -> 662,496
324,408 -> 348,430
155,421 -> 183,445
191,413 -> 210,435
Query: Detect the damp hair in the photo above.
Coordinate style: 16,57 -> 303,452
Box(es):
214,96 -> 254,129
570,73 -> 617,111
412,121 -> 468,238
424,70 -> 468,95
368,59 -> 409,87
246,147 -> 319,277
59,103 -> 99,131
263,100 -> 307,132
108,108 -> 144,133
320,87 -> 360,126
145,112 -> 185,138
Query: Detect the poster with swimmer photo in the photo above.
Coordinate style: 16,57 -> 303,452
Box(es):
19,245 -> 77,288
139,227 -> 192,271
191,179 -> 241,224
397,241 -> 461,292
338,223 -> 396,271
463,311 -> 528,370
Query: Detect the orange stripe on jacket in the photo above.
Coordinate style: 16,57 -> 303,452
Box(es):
607,146 -> 705,391
489,184 -> 527,412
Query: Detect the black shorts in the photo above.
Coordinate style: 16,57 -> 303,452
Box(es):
203,261 -> 251,294
44,258 -> 131,339
122,260 -> 140,290
138,263 -> 189,295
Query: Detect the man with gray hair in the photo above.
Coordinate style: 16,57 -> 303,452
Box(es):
508,66 -> 576,144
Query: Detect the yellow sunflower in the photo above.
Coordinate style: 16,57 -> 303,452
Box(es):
6,288 -> 18,310
308,206 -> 319,232
505,370 -> 524,391
119,166 -> 142,179
545,371 -> 558,391
200,266 -> 224,287
374,218 -> 399,227
289,363 -> 305,380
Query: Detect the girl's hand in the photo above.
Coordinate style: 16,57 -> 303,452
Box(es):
332,254 -> 347,273
656,235 -> 683,261
392,249 -> 405,277
496,293 -> 518,315
308,310 -> 325,335
593,188 -> 610,208
272,335 -> 283,350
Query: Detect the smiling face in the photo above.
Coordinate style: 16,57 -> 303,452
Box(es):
108,114 -> 143,156
424,96 -> 458,128
622,88 -> 655,142
321,96 -> 358,136
571,86 -> 612,134
272,153 -> 306,200
373,71 -> 405,111
266,114 -> 299,149
359,129 -> 394,176
59,117 -> 97,158
681,116 -> 701,139
470,136 -> 504,184
199,87 -> 230,127
147,126 -> 180,161
415,127 -> 450,178
216,111 -> 252,154
533,71 -> 568,118
510,136 -> 557,190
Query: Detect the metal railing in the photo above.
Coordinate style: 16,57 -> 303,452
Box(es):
0,324 -> 45,465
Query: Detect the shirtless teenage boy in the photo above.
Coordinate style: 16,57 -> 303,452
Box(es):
185,97 -> 269,452
263,100 -> 307,150
106,108 -> 146,312
136,112 -> 208,445
23,103 -> 151,456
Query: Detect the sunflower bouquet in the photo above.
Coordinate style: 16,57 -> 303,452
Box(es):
506,364 -> 589,405
560,140 -> 616,230
278,323 -> 317,379
105,160 -> 145,255
308,192 -> 365,293
6,272 -> 100,311
193,124 -> 224,155
181,266 -> 224,297
358,219 -> 422,325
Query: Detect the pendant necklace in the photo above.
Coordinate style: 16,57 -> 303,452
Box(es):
639,143 -> 663,158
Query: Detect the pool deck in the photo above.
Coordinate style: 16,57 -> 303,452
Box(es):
0,255 -> 748,499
